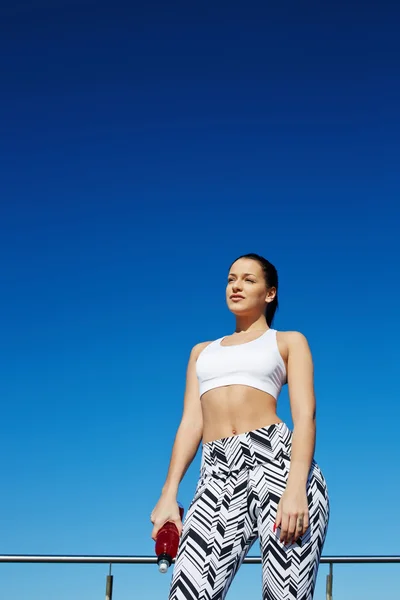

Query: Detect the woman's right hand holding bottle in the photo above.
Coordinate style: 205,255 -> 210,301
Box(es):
150,493 -> 183,541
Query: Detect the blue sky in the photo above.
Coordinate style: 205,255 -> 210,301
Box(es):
1,1 -> 399,598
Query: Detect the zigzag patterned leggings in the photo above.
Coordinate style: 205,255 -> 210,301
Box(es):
168,421 -> 330,600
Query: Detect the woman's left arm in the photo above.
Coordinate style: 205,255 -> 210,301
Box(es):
275,331 -> 316,545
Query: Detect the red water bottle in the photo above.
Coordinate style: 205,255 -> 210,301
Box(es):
155,501 -> 184,573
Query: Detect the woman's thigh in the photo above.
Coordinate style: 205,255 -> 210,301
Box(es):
168,468 -> 258,600
254,459 -> 330,600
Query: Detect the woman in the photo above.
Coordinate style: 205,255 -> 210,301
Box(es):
151,253 -> 330,600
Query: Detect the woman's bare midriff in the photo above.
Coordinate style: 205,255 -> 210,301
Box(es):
195,331 -> 288,444
200,386 -> 283,443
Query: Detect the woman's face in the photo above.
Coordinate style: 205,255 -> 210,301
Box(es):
226,258 -> 273,314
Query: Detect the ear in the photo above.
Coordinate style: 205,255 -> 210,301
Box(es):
265,286 -> 277,303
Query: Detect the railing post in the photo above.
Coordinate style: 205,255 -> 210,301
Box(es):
105,563 -> 113,600
326,562 -> 333,600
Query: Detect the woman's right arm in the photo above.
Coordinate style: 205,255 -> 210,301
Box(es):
150,342 -> 204,540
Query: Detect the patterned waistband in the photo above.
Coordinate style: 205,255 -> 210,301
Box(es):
200,421 -> 292,477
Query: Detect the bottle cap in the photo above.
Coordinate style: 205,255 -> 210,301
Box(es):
158,559 -> 169,574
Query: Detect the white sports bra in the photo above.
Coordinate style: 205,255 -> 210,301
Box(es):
196,328 -> 287,399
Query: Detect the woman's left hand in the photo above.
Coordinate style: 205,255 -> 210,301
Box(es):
274,484 -> 309,545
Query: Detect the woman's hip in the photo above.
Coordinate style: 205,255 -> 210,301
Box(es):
200,421 -> 328,491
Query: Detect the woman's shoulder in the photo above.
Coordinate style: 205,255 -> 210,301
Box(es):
276,329 -> 308,341
190,339 -> 218,361
276,330 -> 310,350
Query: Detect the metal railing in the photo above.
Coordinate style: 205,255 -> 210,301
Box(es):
1,554 -> 399,599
